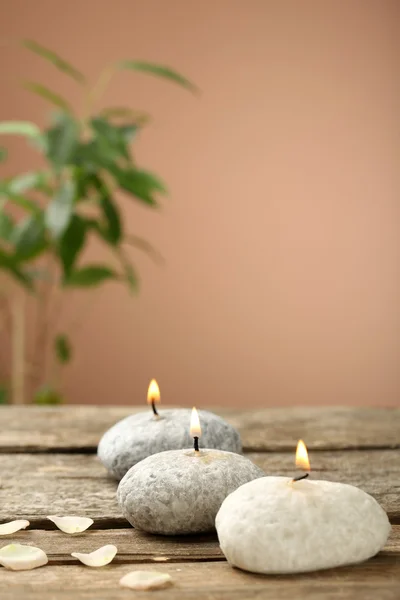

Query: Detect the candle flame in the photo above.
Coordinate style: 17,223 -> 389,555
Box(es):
147,379 -> 160,405
295,439 -> 310,472
190,407 -> 201,437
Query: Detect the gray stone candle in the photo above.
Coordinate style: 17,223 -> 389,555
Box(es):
117,448 -> 264,535
98,381 -> 242,480
117,407 -> 263,535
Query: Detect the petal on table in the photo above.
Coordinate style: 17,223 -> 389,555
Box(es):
0,544 -> 48,571
46,515 -> 94,534
71,544 -> 117,567
0,520 -> 30,535
119,570 -> 173,590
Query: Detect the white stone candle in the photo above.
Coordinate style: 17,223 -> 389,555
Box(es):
216,440 -> 391,574
117,408 -> 264,535
98,380 -> 241,480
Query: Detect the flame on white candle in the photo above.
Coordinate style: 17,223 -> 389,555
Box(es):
295,439 -> 310,472
190,407 -> 201,438
147,380 -> 160,406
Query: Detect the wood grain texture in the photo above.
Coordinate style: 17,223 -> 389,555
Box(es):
0,558 -> 399,600
0,407 -> 399,600
1,529 -> 223,562
1,451 -> 399,522
0,406 -> 399,452
2,527 -> 398,562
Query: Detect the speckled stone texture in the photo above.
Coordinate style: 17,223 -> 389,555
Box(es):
216,476 -> 391,574
98,409 -> 242,480
117,449 -> 264,535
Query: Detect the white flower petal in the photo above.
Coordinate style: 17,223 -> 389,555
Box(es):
0,544 -> 48,571
119,571 -> 173,590
46,516 -> 93,534
0,520 -> 30,536
71,544 -> 117,567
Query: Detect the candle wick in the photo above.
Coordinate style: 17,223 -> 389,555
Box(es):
151,401 -> 159,417
193,436 -> 199,453
292,472 -> 309,483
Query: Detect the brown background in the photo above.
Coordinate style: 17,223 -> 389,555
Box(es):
1,0 -> 399,408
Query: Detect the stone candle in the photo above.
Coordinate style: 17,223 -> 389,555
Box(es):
117,408 -> 264,535
216,440 -> 391,574
98,380 -> 242,480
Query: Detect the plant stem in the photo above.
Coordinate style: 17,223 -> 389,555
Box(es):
0,294 -> 12,334
29,257 -> 57,393
11,293 -> 25,405
86,65 -> 115,116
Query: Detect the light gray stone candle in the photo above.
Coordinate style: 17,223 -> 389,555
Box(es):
98,382 -> 242,480
117,448 -> 264,535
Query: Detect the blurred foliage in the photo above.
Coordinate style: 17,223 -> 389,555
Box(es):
33,385 -> 63,405
0,40 -> 196,403
0,386 -> 8,404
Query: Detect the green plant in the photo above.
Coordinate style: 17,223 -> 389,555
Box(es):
0,40 -> 196,404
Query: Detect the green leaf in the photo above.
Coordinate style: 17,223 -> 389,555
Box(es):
119,124 -> 137,143
124,261 -> 138,293
0,147 -> 7,162
114,247 -> 139,293
58,214 -> 86,276
5,171 -> 51,195
0,120 -> 41,138
12,215 -> 47,261
124,234 -> 164,266
110,166 -> 167,206
23,40 -> 86,84
23,82 -> 73,113
100,106 -> 151,125
90,117 -> 135,161
64,264 -> 118,287
54,334 -> 72,364
99,194 -> 122,245
117,61 -> 198,93
2,193 -> 41,215
43,114 -> 79,169
72,142 -> 101,172
0,212 -> 15,242
44,115 -> 79,169
45,179 -> 75,239
45,115 -> 79,169
0,248 -> 33,289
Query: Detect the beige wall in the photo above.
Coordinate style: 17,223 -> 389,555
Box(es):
1,0 -> 399,407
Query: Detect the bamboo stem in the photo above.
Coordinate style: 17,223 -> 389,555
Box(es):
11,293 -> 25,405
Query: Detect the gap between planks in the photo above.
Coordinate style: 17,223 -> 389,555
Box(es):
2,526 -> 399,564
2,443 -> 400,454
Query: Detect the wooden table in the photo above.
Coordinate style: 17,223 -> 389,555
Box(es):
0,405 -> 399,599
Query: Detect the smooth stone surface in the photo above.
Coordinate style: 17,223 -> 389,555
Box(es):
216,476 -> 391,574
98,409 -> 242,480
117,449 -> 264,535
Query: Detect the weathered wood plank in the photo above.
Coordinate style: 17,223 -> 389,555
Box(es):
2,526 -> 399,563
1,451 -> 399,522
0,558 -> 399,600
2,529 -> 223,562
2,448 -> 399,479
0,406 -> 399,452
386,525 -> 400,552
